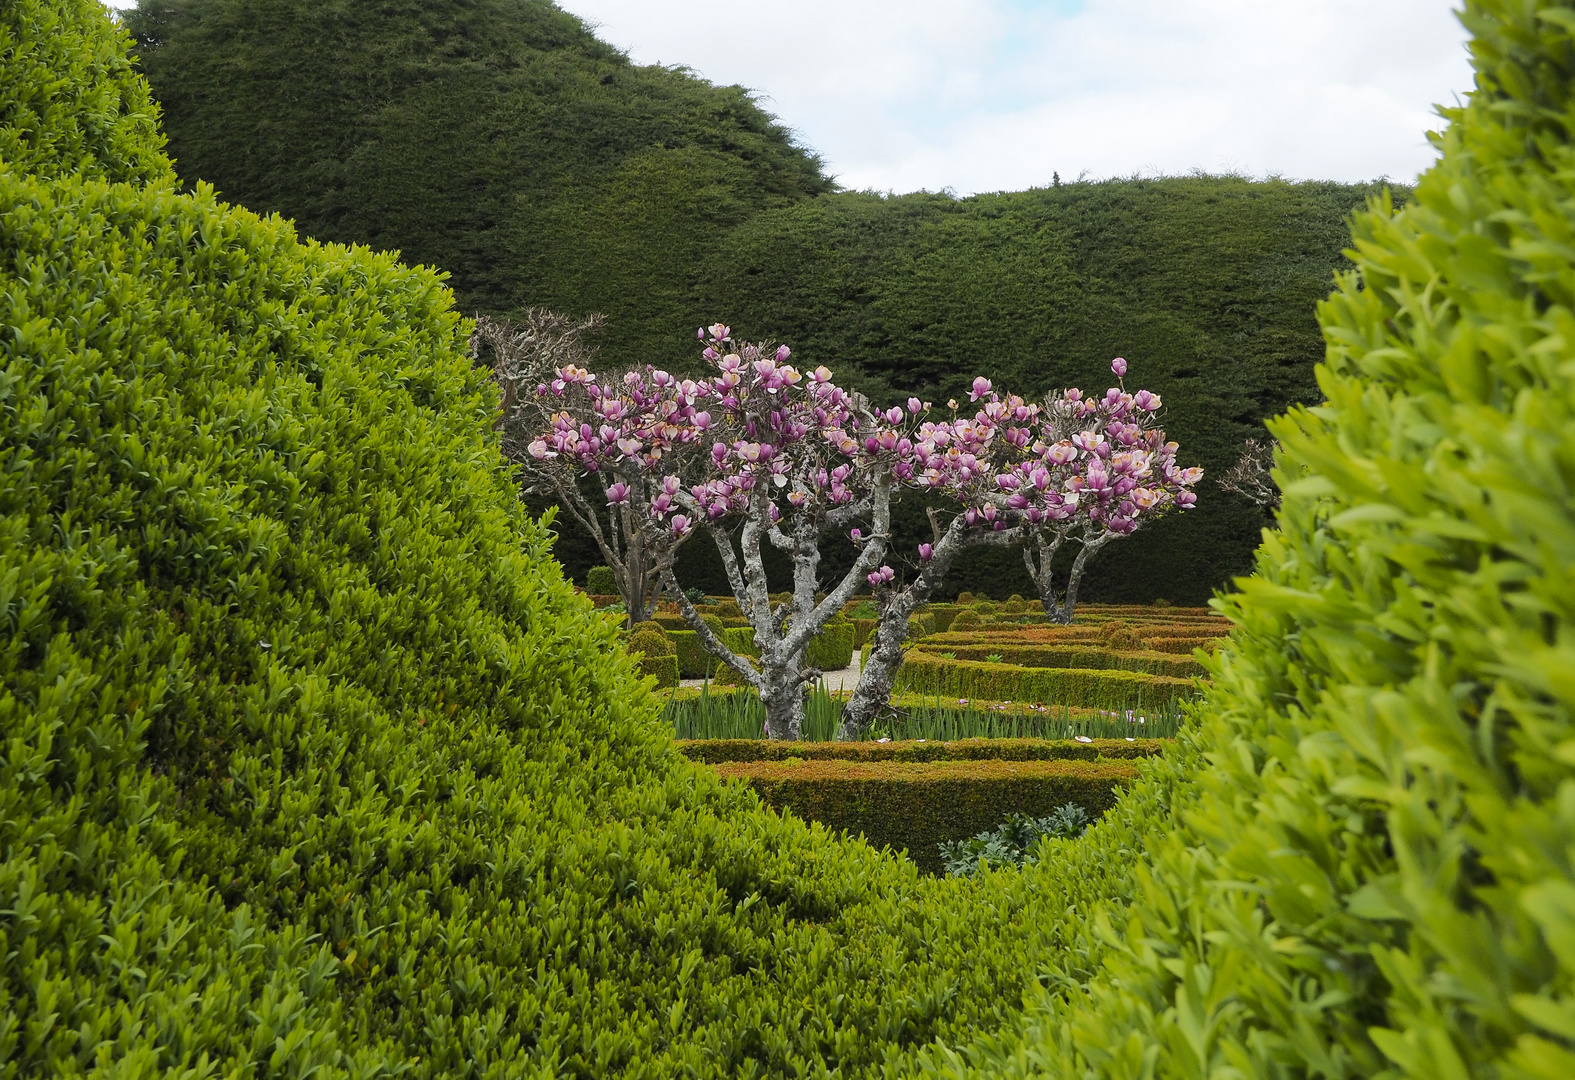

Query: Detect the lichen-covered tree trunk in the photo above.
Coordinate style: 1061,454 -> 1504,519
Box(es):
838,517 -> 1021,738
663,476 -> 892,739
1023,528 -> 1113,625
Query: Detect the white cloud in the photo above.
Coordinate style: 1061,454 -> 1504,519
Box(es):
103,0 -> 1473,192
556,0 -> 1473,192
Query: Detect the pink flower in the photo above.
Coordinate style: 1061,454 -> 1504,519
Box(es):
918,543 -> 933,561
969,377 -> 993,402
908,397 -> 924,414
1111,357 -> 1128,378
605,482 -> 630,505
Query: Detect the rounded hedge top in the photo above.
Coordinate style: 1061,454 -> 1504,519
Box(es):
0,4 -> 1101,1076
0,0 -> 172,184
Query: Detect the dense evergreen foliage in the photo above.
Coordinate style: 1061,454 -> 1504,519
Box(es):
703,178 -> 1403,603
122,0 -> 829,325
125,0 -> 1400,603
0,5 -> 1084,1074
11,1 -> 1574,1077
921,1 -> 1575,1074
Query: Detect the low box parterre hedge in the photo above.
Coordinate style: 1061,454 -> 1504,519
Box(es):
678,737 -> 1167,763
934,644 -> 1208,678
711,758 -> 1142,874
893,652 -> 1196,710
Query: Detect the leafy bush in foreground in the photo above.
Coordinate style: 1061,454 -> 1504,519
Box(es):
0,5 -> 1088,1074
923,1 -> 1575,1075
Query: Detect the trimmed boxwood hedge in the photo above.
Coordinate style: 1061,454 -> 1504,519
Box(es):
934,644 -> 1208,678
678,737 -> 1167,763
1140,634 -> 1225,654
670,626 -> 758,678
893,652 -> 1197,710
807,619 -> 855,671
710,758 -> 1142,874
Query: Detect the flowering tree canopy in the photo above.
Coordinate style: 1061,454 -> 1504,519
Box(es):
531,324 -> 918,738
1005,359 -> 1200,621
481,310 -> 675,627
841,362 -> 1200,734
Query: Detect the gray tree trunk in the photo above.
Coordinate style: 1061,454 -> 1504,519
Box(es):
837,517 -> 1022,738
1023,528 -> 1114,624
662,474 -> 893,739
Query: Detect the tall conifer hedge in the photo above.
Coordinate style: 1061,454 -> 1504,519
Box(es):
126,0 -> 1399,604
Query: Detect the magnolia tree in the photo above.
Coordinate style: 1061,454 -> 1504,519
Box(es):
530,324 -> 917,738
479,310 -> 677,626
1016,358 -> 1201,622
839,360 -> 1201,735
838,380 -> 1044,735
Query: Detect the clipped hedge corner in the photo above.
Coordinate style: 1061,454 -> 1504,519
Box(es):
712,758 -> 1141,874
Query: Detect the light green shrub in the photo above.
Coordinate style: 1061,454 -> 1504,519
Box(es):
949,609 -> 983,631
893,653 -> 1194,710
928,3 -> 1575,1073
0,0 -> 174,185
628,629 -> 678,687
0,6 -> 1096,1074
670,617 -> 742,678
807,614 -> 855,670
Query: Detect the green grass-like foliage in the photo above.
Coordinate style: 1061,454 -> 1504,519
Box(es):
0,5 -> 1100,1075
922,2 -> 1575,1074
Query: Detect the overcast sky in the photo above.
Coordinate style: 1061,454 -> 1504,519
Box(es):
554,0 -> 1474,194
